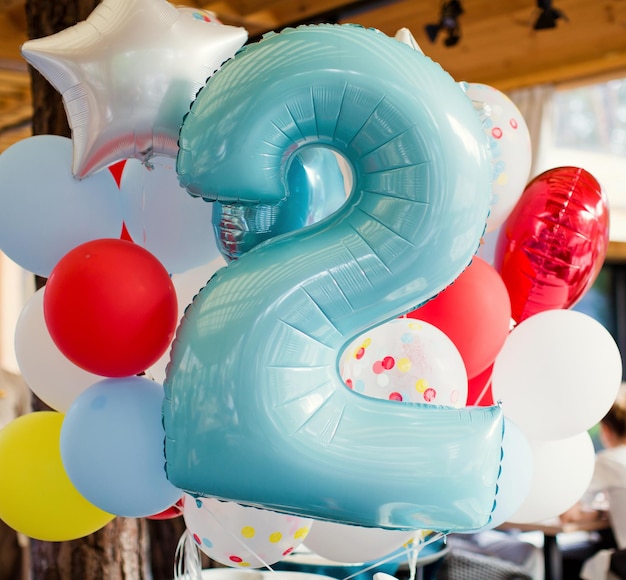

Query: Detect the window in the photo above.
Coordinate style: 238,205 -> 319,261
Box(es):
537,76 -> 626,241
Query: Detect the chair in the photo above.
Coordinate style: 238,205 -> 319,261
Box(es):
437,533 -> 539,580
436,549 -> 534,580
580,487 -> 626,580
606,487 -> 626,550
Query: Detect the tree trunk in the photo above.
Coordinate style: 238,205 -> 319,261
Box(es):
24,0 -> 90,139
24,1 -> 185,577
30,519 -> 151,580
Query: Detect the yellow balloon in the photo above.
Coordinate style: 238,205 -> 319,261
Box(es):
0,411 -> 115,541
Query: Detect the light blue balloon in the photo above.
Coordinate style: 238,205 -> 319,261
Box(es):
166,24 -> 502,532
61,376 -> 182,518
483,418 -> 534,530
120,156 -> 221,273
212,147 -> 349,260
0,135 -> 124,277
454,417 -> 534,534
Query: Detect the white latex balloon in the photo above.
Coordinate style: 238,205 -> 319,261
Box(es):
304,520 -> 414,564
173,256 -> 228,307
463,82 -> 532,233
340,318 -> 467,407
21,0 -> 247,178
507,432 -> 595,524
147,256 -> 227,382
14,288 -> 103,412
120,157 -> 221,273
394,28 -> 424,54
492,309 -> 622,440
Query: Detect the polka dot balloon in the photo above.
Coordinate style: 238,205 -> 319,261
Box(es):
462,82 -> 532,234
183,496 -> 313,568
339,318 -> 467,407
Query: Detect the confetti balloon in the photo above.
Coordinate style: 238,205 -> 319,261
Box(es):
183,496 -> 313,568
340,318 -> 467,407
463,82 -> 532,233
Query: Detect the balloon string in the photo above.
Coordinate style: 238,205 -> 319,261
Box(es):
174,529 -> 204,580
200,502 -> 276,572
339,531 -> 445,580
187,504 -> 447,580
407,537 -> 419,580
475,317 -> 516,406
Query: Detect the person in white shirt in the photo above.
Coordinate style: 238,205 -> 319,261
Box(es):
562,400 -> 626,525
560,400 -> 626,579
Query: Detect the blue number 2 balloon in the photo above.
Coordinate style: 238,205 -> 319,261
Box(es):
165,24 -> 504,532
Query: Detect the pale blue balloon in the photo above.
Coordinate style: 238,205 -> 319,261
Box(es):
0,135 -> 124,277
61,376 -> 182,518
459,418 -> 534,533
120,156 -> 221,273
166,24 -> 501,532
488,418 -> 534,529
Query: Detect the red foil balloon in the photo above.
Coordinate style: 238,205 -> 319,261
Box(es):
494,167 -> 609,323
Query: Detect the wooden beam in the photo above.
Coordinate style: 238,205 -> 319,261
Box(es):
0,0 -> 24,12
0,67 -> 31,154
607,241 -> 626,264
200,1 -> 279,33
489,52 -> 626,92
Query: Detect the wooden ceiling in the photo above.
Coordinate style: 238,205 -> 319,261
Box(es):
0,0 -> 625,90
0,0 -> 624,165
196,0 -> 626,91
2,0 -> 626,154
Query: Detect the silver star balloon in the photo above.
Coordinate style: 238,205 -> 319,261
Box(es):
21,0 -> 247,179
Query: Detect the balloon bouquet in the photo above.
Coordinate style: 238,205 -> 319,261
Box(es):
0,0 -> 620,577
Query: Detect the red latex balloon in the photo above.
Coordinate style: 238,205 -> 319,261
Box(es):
146,497 -> 184,520
467,363 -> 494,406
120,222 -> 133,242
44,238 -> 178,377
406,256 -> 511,379
494,167 -> 609,323
108,160 -> 127,188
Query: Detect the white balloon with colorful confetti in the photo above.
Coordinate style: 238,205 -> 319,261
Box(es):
183,496 -> 313,569
339,318 -> 467,407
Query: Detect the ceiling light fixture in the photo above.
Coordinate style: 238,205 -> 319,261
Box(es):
534,0 -> 567,30
424,0 -> 464,47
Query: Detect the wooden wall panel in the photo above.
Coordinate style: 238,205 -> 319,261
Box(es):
0,68 -> 31,153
